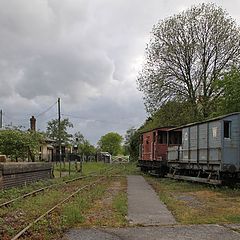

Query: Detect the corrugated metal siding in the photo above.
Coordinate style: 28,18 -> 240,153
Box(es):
199,123 -> 208,148
189,126 -> 197,161
180,121 -> 223,164
167,146 -> 179,161
176,113 -> 240,172
182,128 -> 189,160
209,121 -> 221,148
198,123 -> 208,162
222,115 -> 240,169
208,121 -> 221,162
189,126 -> 197,149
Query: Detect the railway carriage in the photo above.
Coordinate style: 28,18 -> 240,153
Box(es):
138,127 -> 181,176
167,112 -> 240,184
139,112 -> 240,184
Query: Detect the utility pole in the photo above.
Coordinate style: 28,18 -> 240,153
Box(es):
58,98 -> 62,177
0,110 -> 2,129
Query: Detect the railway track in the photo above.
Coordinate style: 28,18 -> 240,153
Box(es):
11,176 -> 106,240
0,173 -> 96,208
0,166 -> 117,209
0,166 -> 121,239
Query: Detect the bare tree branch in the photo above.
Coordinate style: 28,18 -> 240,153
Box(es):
137,3 -> 240,116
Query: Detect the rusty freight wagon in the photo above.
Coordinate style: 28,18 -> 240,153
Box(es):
138,127 -> 181,176
167,112 -> 240,184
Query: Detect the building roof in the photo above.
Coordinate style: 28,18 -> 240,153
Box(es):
140,126 -> 176,134
171,112 -> 240,130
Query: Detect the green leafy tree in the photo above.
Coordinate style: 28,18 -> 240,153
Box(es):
140,100 -> 202,133
123,127 -> 137,155
78,140 -> 96,158
0,130 -> 43,161
98,132 -> 123,155
213,67 -> 240,116
138,3 -> 240,118
123,128 -> 141,161
46,118 -> 73,144
72,131 -> 85,144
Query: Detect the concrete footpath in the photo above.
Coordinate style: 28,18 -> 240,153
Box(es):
63,224 -> 240,240
62,175 -> 240,240
127,175 -> 176,225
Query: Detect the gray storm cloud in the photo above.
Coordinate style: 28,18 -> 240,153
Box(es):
0,0 -> 239,143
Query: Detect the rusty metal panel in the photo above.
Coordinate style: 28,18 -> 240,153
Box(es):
155,143 -> 168,161
142,132 -> 153,161
140,128 -> 173,162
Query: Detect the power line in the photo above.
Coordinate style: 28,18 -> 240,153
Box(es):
1,100 -> 58,130
36,101 -> 57,118
61,113 -> 129,125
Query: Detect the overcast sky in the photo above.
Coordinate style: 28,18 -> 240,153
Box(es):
0,0 -> 240,144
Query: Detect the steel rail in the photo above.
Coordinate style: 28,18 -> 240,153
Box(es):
0,166 -> 116,208
10,167 -> 118,240
11,177 -> 105,240
0,170 -> 105,208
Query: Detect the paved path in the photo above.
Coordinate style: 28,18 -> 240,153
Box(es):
62,175 -> 240,240
63,224 -> 240,240
127,175 -> 176,225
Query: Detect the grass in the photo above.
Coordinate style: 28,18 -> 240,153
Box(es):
0,176 -> 107,239
53,161 -> 119,177
62,183 -> 107,227
0,162 -> 118,205
0,179 -> 56,205
146,176 -> 240,224
28,181 -> 109,239
74,176 -> 128,228
0,162 -> 135,239
112,191 -> 128,225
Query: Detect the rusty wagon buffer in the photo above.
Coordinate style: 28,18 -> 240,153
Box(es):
138,112 -> 240,185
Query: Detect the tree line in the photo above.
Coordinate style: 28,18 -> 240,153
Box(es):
138,3 -> 240,120
1,4 -> 240,162
0,118 -> 134,161
127,3 -> 240,161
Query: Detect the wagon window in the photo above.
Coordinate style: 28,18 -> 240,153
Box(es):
157,131 -> 167,144
169,131 -> 182,144
224,121 -> 231,139
153,132 -> 156,142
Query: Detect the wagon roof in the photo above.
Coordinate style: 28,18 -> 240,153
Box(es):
170,112 -> 240,130
140,126 -> 175,134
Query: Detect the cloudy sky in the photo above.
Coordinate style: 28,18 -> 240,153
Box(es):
0,0 -> 240,144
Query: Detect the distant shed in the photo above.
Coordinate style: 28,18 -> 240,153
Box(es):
169,112 -> 240,173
